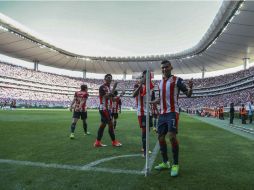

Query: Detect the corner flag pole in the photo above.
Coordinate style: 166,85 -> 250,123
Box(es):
145,69 -> 150,177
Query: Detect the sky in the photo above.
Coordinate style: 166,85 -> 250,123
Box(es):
0,1 -> 251,79
0,1 -> 222,57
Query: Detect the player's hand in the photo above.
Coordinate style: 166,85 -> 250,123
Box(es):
69,107 -> 73,112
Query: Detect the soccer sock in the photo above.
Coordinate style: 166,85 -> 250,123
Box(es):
170,138 -> 179,165
82,120 -> 87,133
70,123 -> 76,133
154,118 -> 157,128
97,123 -> 105,141
142,128 -> 146,152
113,120 -> 117,129
159,139 -> 168,163
108,123 -> 116,141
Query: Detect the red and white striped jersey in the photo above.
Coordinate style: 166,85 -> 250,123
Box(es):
135,84 -> 154,116
73,91 -> 89,112
99,83 -> 110,111
159,75 -> 188,114
110,96 -> 121,113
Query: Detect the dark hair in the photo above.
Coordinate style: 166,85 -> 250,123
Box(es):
104,74 -> 112,79
81,84 -> 87,91
161,60 -> 171,65
142,70 -> 147,77
113,90 -> 118,96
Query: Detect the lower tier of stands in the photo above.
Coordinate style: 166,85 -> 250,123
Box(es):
1,86 -> 253,109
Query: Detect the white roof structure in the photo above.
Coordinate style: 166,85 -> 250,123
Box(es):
0,1 -> 252,75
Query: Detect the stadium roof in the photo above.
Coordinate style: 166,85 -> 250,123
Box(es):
0,1 -> 252,75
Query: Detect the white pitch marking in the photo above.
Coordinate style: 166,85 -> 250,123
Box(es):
146,141 -> 160,173
83,154 -> 140,168
0,154 -> 144,175
141,141 -> 160,172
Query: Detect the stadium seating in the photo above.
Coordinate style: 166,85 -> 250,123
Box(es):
0,61 -> 253,109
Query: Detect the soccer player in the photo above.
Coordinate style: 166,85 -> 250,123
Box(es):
69,84 -> 90,139
151,60 -> 193,177
110,90 -> 123,130
133,70 -> 154,157
94,74 -> 122,147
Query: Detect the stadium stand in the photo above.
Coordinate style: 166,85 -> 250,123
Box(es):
0,61 -> 253,109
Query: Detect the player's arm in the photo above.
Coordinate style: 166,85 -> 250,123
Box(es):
150,97 -> 160,105
111,81 -> 118,95
132,83 -> 142,97
178,78 -> 193,98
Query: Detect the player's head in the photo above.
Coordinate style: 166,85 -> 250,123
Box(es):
104,74 -> 113,85
161,60 -> 173,78
81,84 -> 88,91
113,90 -> 118,96
141,70 -> 147,83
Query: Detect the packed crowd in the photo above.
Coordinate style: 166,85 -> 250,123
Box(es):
2,61 -> 254,90
179,88 -> 254,108
1,61 -> 254,109
0,87 -> 136,109
192,66 -> 254,88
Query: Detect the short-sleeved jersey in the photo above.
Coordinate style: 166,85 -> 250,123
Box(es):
110,96 -> 121,113
135,84 -> 154,116
99,83 -> 110,111
159,75 -> 188,114
73,91 -> 89,112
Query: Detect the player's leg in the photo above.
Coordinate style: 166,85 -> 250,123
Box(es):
168,112 -> 180,177
107,112 -> 122,146
69,112 -> 79,139
94,110 -> 108,147
154,114 -> 170,170
153,114 -> 158,132
113,114 -> 118,129
81,112 -> 90,135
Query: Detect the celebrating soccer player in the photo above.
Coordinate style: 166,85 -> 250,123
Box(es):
69,84 -> 90,139
94,74 -> 122,147
151,60 -> 193,177
133,70 -> 154,157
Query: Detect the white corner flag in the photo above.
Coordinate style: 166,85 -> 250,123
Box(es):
145,69 -> 150,177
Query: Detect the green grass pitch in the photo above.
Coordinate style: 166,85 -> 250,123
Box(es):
0,109 -> 253,190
